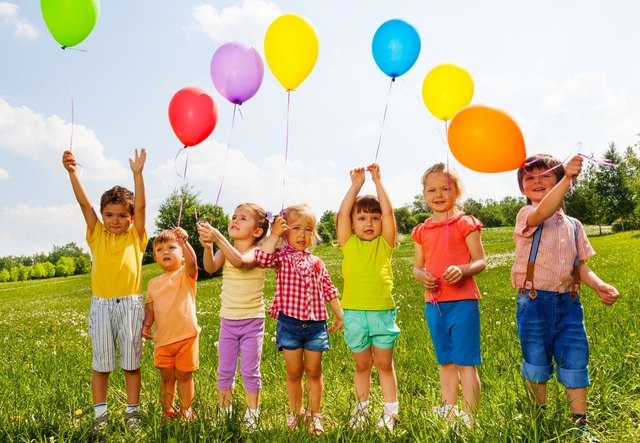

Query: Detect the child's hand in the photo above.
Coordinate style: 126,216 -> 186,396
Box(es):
415,268 -> 438,291
350,167 -> 366,187
197,222 -> 216,246
595,282 -> 619,306
129,148 -> 147,174
271,216 -> 287,237
142,324 -> 153,340
442,265 -> 463,284
564,155 -> 583,181
62,150 -> 77,173
367,163 -> 381,182
328,317 -> 344,333
174,226 -> 189,242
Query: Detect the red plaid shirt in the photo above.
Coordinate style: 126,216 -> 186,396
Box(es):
255,245 -> 339,320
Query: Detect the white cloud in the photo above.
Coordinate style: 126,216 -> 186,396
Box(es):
0,98 -> 128,181
189,0 -> 280,49
0,167 -> 9,180
0,2 -> 38,39
0,203 -> 86,256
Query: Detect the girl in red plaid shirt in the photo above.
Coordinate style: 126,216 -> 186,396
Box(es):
255,204 -> 343,435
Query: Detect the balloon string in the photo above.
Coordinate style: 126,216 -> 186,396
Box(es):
374,78 -> 394,162
214,104 -> 238,207
176,148 -> 190,228
281,90 -> 292,211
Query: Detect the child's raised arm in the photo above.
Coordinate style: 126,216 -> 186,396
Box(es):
130,148 -> 147,239
62,150 -> 98,232
260,216 -> 286,253
526,155 -> 582,228
203,223 -> 258,269
197,222 -> 225,274
368,163 -> 397,246
336,167 -> 365,247
174,227 -> 197,277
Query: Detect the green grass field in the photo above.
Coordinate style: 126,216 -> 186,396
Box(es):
1,229 -> 638,442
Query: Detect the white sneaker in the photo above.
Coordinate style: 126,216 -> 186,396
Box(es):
244,410 -> 259,432
458,410 -> 475,428
432,404 -> 458,425
347,407 -> 369,431
376,413 -> 398,432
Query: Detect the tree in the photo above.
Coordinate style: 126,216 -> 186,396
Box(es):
55,256 -> 76,277
317,210 -> 337,243
394,207 -> 416,234
48,242 -> 87,265
154,185 -> 230,268
591,144 -> 635,225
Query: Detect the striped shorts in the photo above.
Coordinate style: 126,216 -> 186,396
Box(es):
89,295 -> 144,372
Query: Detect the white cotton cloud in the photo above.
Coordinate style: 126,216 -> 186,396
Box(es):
0,2 -> 38,39
0,203 -> 87,256
0,98 -> 128,181
0,167 -> 9,180
189,0 -> 280,49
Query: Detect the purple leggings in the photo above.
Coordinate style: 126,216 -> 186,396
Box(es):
217,317 -> 264,392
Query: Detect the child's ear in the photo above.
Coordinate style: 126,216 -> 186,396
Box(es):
253,227 -> 264,238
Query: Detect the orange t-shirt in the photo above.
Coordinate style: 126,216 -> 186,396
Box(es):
146,266 -> 199,348
411,213 -> 483,303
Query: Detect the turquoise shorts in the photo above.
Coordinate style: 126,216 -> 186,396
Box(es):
343,309 -> 400,353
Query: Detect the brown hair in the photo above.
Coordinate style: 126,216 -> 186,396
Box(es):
421,162 -> 461,198
517,154 -> 565,204
282,204 -> 320,246
236,202 -> 269,243
352,195 -> 381,215
153,229 -> 178,248
100,186 -> 134,215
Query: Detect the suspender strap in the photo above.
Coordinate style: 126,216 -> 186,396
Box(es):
519,223 -> 543,299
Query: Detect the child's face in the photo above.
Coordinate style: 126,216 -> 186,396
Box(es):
351,210 -> 382,241
285,215 -> 315,252
521,167 -> 559,203
101,203 -> 133,235
228,206 -> 263,242
153,240 -> 183,271
423,172 -> 458,215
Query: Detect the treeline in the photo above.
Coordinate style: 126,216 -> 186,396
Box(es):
2,143 -> 638,282
0,243 -> 91,283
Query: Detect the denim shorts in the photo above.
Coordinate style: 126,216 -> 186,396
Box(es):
516,289 -> 590,388
343,309 -> 400,353
425,299 -> 481,366
276,313 -> 329,352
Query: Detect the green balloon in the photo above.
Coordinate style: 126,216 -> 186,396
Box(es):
41,0 -> 100,48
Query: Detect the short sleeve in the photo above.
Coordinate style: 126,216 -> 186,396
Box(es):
457,215 -> 483,237
411,223 -> 425,243
514,206 -> 535,238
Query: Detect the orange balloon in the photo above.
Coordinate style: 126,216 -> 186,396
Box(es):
447,105 -> 526,173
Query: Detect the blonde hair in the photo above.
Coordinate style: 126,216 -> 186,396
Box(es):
235,202 -> 269,243
421,162 -> 462,200
282,204 -> 321,246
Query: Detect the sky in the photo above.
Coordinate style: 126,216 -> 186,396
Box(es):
1,0 -> 639,256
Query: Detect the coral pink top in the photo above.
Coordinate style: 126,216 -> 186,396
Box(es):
411,213 -> 483,303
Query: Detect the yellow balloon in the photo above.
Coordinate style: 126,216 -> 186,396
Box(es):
422,64 -> 474,121
264,14 -> 319,91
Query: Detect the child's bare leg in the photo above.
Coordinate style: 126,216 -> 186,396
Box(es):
439,363 -> 459,405
160,367 -> 177,412
372,347 -> 398,403
92,370 -> 110,404
566,387 -> 587,415
458,365 -> 481,413
246,390 -> 259,410
352,349 -> 374,402
123,369 -> 141,405
176,369 -> 194,410
303,350 -> 323,415
526,381 -> 548,405
219,389 -> 232,408
283,349 -> 305,414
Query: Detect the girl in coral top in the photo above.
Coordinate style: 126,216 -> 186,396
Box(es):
411,163 -> 486,427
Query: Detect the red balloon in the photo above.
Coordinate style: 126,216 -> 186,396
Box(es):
168,87 -> 218,147
447,105 -> 526,173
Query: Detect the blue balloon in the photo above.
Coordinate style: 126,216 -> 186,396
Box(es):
372,19 -> 421,79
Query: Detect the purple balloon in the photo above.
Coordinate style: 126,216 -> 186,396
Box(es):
210,42 -> 264,105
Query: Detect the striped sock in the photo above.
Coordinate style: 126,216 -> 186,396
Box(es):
94,402 -> 107,418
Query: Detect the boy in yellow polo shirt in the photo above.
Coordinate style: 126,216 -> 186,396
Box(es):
62,148 -> 147,435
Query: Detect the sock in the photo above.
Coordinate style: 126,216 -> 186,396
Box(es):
356,400 -> 369,412
125,404 -> 139,415
245,408 -> 259,419
222,405 -> 232,415
94,402 -> 107,419
384,401 -> 399,416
